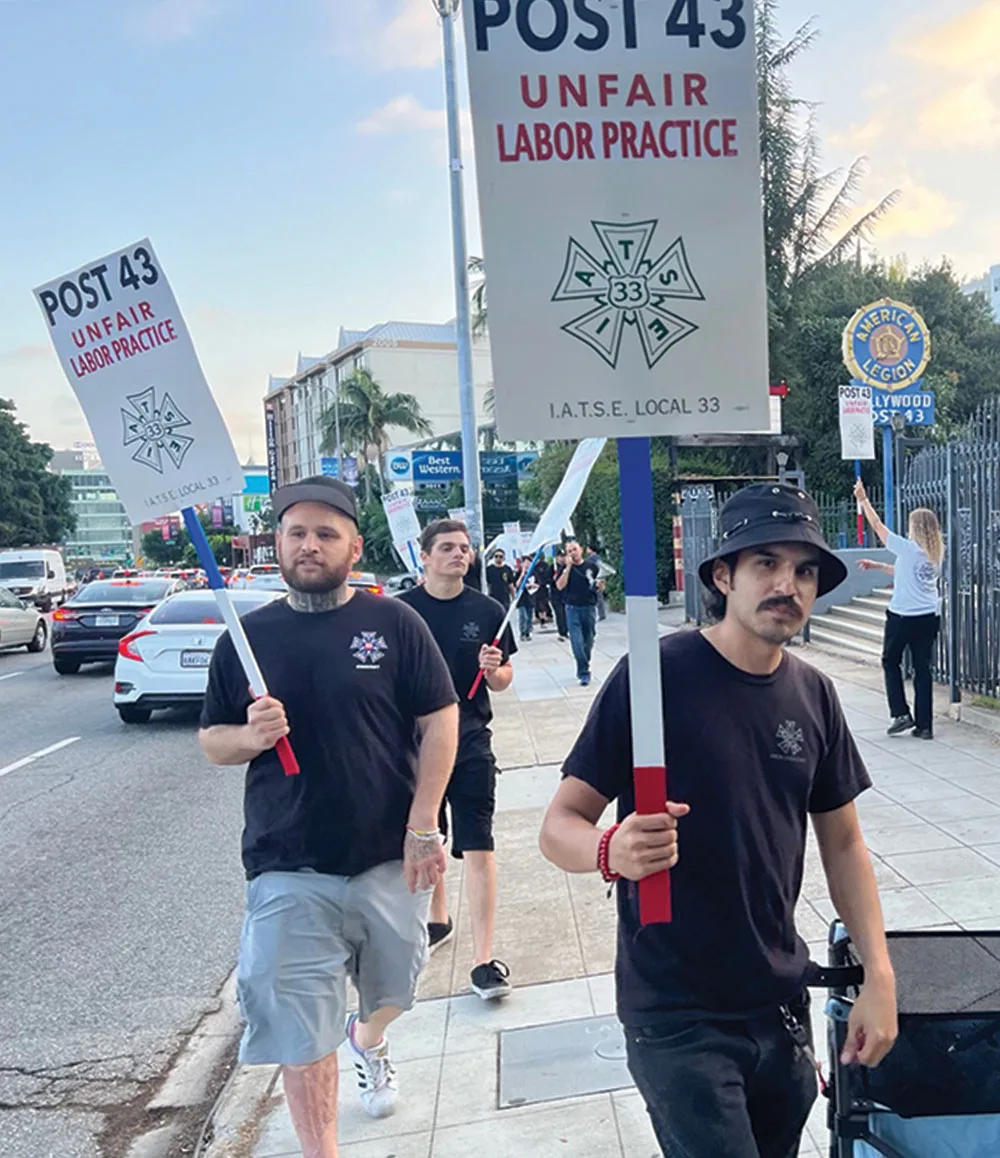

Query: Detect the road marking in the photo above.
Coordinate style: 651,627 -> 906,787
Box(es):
0,736 -> 81,780
0,672 -> 26,682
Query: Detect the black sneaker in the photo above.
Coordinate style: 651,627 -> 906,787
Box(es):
911,728 -> 934,740
428,918 -> 454,954
470,959 -> 511,1001
886,714 -> 915,736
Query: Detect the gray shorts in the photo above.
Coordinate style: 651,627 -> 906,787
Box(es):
236,862 -> 431,1066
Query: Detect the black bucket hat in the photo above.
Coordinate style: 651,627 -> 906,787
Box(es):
698,483 -> 847,597
272,475 -> 358,526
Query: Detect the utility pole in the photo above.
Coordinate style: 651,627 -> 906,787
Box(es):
434,0 -> 485,584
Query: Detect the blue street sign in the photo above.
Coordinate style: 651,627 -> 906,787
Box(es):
320,456 -> 339,478
871,387 -> 935,427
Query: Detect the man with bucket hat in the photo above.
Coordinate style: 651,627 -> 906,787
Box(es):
541,482 -> 897,1157
199,475 -> 459,1158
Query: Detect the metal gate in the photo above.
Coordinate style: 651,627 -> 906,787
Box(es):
900,396 -> 1000,700
679,485 -> 717,624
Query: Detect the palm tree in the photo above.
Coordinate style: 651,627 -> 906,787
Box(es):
319,368 -> 432,504
469,255 -> 488,337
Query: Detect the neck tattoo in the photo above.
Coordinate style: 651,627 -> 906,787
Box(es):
287,586 -> 351,613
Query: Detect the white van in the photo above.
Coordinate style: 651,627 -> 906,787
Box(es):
0,549 -> 69,611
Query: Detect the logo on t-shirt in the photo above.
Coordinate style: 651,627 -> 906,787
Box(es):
461,621 -> 481,642
916,560 -> 938,588
775,719 -> 805,761
351,631 -> 387,668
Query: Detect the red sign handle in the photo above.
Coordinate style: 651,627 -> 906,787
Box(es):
634,765 -> 672,924
275,735 -> 300,777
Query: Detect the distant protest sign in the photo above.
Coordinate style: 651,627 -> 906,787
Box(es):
34,239 -> 243,524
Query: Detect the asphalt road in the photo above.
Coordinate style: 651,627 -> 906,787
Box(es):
0,637 -> 247,1158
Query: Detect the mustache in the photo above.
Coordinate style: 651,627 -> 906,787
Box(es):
757,596 -> 801,614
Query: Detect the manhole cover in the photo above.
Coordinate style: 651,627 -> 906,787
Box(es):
498,1014 -> 634,1109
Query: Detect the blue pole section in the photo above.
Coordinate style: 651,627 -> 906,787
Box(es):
882,425 -> 895,533
181,507 -> 299,775
618,437 -> 670,924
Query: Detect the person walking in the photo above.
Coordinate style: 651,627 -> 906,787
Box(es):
533,555 -> 553,628
540,483 -> 897,1158
555,540 -> 600,685
485,548 -> 515,608
549,548 -> 569,642
198,477 -> 459,1157
587,545 -> 609,622
513,556 -> 536,640
854,480 -> 944,739
399,519 -> 517,1000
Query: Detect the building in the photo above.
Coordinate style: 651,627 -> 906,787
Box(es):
962,264 -> 1000,322
56,463 -> 133,565
264,321 -> 493,487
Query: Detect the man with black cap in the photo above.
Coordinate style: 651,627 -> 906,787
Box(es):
199,476 -> 459,1158
540,483 -> 897,1158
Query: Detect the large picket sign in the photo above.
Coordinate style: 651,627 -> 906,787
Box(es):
463,0 -> 769,440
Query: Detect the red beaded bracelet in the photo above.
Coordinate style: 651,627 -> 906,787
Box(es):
597,823 -> 621,884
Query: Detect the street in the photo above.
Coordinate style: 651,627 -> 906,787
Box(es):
0,638 -> 246,1158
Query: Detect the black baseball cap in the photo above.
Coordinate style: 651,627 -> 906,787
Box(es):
272,475 -> 358,526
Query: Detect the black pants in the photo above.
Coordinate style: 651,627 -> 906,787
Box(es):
552,594 -> 568,638
625,999 -> 817,1158
882,610 -> 940,733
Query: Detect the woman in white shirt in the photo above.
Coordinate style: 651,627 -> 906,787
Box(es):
854,480 -> 944,740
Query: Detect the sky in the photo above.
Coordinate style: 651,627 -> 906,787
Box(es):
1,0 -> 996,458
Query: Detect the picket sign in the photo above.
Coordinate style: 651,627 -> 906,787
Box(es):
34,239 -> 298,775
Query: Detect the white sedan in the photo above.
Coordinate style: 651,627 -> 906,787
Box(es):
112,589 -> 279,724
0,585 -> 48,653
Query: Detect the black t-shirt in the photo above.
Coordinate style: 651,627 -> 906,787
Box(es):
561,559 -> 600,606
200,592 -> 457,879
399,585 -> 516,760
562,630 -> 871,1026
486,564 -> 514,604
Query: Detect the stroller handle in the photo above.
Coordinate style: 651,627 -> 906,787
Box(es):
806,962 -> 864,990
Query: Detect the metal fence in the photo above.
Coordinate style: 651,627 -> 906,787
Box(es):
900,396 -> 1000,700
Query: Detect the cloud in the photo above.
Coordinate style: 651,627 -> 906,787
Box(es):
357,94 -> 474,160
903,1 -> 1000,75
918,80 -> 1000,148
829,114 -> 888,151
876,178 -> 961,240
358,95 -> 446,135
0,343 -> 54,364
334,0 -> 442,71
131,0 -> 220,44
383,189 -> 418,205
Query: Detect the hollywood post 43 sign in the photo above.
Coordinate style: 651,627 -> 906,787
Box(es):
842,298 -> 931,392
463,0 -> 770,440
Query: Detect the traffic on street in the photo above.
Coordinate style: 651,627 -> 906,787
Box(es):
0,605 -> 248,1158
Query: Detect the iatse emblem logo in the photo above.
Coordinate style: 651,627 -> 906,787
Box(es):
461,621 -> 481,642
774,719 -> 806,761
351,631 -> 387,669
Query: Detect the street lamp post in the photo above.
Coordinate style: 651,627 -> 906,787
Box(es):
433,0 -> 485,586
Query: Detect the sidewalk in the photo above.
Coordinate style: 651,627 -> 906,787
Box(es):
211,611 -> 1000,1158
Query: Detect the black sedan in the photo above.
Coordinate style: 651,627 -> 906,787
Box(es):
51,578 -> 183,674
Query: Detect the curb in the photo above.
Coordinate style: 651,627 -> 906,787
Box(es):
200,1063 -> 281,1158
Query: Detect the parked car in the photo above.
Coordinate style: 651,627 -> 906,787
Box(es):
113,589 -> 278,722
50,578 -> 182,674
348,571 -> 384,596
0,586 -> 48,653
385,571 -> 419,593
0,548 -> 70,611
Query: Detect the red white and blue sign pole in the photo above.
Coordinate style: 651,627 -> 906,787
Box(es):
182,509 -> 299,776
618,438 -> 671,924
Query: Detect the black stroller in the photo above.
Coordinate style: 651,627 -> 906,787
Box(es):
815,921 -> 1000,1157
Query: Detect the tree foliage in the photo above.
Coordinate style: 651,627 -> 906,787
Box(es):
0,398 -> 75,547
319,368 -> 432,503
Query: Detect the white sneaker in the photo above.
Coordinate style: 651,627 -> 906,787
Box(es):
345,1013 -> 398,1118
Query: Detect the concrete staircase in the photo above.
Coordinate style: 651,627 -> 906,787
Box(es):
809,588 -> 892,662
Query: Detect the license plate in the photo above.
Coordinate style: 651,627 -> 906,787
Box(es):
180,650 -> 212,668
95,615 -> 119,627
